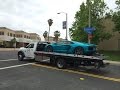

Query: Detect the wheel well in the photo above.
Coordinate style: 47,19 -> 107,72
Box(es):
18,51 -> 25,57
74,46 -> 84,52
46,45 -> 53,50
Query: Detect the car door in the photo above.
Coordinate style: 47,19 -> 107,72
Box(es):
61,41 -> 71,53
28,43 -> 35,58
53,41 -> 64,53
25,43 -> 34,58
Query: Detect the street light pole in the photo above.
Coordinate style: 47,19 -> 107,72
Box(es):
66,13 -> 68,40
57,12 -> 68,40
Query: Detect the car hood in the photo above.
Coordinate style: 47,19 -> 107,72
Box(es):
19,47 -> 26,51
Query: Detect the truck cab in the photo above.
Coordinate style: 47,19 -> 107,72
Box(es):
18,42 -> 49,61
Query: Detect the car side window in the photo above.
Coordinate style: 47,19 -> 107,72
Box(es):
63,41 -> 71,45
36,44 -> 46,51
29,44 -> 34,48
26,44 -> 34,48
25,44 -> 30,48
57,41 -> 64,44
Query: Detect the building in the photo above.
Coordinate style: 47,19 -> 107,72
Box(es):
98,19 -> 120,51
0,27 -> 41,48
45,36 -> 64,42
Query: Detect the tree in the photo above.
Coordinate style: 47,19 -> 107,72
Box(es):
69,0 -> 112,44
54,30 -> 60,42
10,37 -> 16,48
112,0 -> 120,32
43,31 -> 48,41
48,19 -> 53,41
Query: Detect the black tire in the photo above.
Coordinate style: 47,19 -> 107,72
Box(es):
94,61 -> 103,69
46,46 -> 53,52
74,47 -> 84,55
56,58 -> 66,69
18,52 -> 24,61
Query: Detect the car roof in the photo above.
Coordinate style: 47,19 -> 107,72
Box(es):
38,41 -> 50,44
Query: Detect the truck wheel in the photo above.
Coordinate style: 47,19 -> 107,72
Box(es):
94,61 -> 102,69
18,52 -> 24,61
56,58 -> 66,69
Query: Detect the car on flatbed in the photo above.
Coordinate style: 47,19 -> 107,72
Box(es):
45,40 -> 97,55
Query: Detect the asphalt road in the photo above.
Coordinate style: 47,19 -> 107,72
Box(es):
0,51 -> 120,90
0,51 -> 17,60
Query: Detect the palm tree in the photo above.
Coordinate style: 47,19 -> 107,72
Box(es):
48,19 -> 53,41
43,31 -> 48,41
54,30 -> 60,42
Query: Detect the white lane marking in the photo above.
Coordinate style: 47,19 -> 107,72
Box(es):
0,63 -> 34,70
0,59 -> 17,62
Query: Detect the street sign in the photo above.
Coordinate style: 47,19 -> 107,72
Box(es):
88,34 -> 93,39
62,21 -> 66,29
84,27 -> 95,34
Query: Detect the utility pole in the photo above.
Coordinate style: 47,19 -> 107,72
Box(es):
88,0 -> 91,44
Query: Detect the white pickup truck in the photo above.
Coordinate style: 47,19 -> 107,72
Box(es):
18,42 -> 49,61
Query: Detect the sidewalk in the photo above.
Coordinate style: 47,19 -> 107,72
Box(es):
0,48 -> 19,51
104,60 -> 120,65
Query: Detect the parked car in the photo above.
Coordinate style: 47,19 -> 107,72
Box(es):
45,40 -> 97,55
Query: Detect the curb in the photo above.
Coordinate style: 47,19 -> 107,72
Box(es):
0,48 -> 19,51
104,60 -> 120,65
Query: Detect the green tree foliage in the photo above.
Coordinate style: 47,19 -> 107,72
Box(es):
69,0 -> 112,44
48,19 -> 53,41
112,0 -> 120,32
54,30 -> 60,42
10,37 -> 16,47
43,31 -> 48,41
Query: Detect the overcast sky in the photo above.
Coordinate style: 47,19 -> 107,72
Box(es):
0,0 -> 116,40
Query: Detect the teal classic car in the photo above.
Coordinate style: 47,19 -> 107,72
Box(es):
45,40 -> 97,55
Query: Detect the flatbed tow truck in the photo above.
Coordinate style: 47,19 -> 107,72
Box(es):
18,42 -> 109,69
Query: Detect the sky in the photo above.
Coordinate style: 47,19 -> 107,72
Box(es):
0,0 -> 117,40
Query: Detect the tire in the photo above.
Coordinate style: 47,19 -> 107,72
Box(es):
94,61 -> 103,70
74,47 -> 84,55
56,58 -> 66,69
18,52 -> 24,61
46,46 -> 53,52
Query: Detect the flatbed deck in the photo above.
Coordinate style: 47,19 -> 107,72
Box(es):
34,51 -> 108,69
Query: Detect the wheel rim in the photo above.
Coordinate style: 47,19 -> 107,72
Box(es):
57,60 -> 64,68
47,46 -> 53,52
94,62 -> 100,69
75,48 -> 83,55
18,54 -> 23,60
